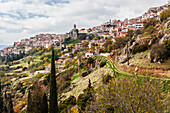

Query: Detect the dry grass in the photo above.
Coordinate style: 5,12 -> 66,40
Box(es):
129,52 -> 170,69
62,66 -> 112,99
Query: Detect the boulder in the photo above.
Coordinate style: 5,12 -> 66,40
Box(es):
118,55 -> 131,63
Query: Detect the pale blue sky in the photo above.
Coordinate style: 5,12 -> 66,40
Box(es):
0,0 -> 168,45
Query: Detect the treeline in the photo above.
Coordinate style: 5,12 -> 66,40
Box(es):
0,52 -> 25,65
0,46 -> 53,65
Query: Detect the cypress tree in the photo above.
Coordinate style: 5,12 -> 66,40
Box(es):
4,91 -> 7,99
88,79 -> 92,89
4,91 -> 8,113
49,47 -> 58,113
0,81 -> 3,113
27,90 -> 31,113
8,94 -> 13,113
42,93 -> 48,113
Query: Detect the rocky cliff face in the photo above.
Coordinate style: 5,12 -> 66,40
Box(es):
159,20 -> 170,44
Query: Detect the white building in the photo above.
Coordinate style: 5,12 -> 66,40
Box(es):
25,47 -> 32,53
133,23 -> 143,29
85,50 -> 97,58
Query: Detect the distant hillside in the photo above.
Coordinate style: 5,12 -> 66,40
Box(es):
0,45 -> 8,50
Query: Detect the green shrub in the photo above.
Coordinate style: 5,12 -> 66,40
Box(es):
87,57 -> 94,64
59,95 -> 76,112
40,55 -> 45,60
143,18 -> 158,29
100,61 -> 106,68
151,37 -> 158,45
145,26 -> 155,34
113,38 -> 128,49
81,71 -> 89,77
22,74 -> 28,77
150,44 -> 167,62
160,8 -> 170,22
22,67 -> 27,71
132,44 -> 149,54
102,74 -> 112,84
36,73 -> 44,78
77,94 -> 88,110
43,80 -> 48,86
162,40 -> 170,57
88,69 -> 92,74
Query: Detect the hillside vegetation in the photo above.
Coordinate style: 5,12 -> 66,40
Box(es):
0,8 -> 170,113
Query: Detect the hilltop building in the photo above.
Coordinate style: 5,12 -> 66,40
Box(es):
67,24 -> 78,39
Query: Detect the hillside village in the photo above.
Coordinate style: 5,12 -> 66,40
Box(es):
0,2 -> 170,113
0,3 -> 169,57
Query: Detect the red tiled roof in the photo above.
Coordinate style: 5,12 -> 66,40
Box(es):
75,43 -> 82,45
121,31 -> 127,33
58,59 -> 64,62
114,36 -> 122,38
123,23 -> 129,25
85,50 -> 94,53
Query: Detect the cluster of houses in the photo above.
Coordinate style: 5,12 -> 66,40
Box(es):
0,34 -> 65,56
79,2 -> 169,39
0,2 -> 169,58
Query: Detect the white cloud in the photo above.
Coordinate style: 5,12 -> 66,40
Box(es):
0,0 -> 168,45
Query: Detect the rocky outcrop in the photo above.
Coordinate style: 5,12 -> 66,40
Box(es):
164,20 -> 170,29
159,33 -> 170,44
158,30 -> 164,38
122,47 -> 127,55
118,55 -> 131,63
159,20 -> 170,44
